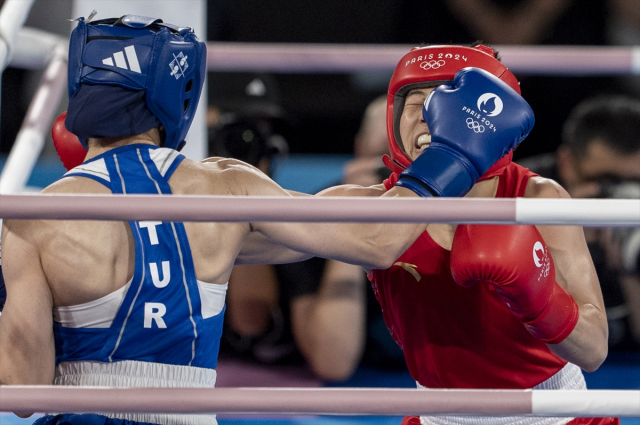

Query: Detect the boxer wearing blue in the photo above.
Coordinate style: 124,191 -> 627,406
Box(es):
1,18 -> 532,425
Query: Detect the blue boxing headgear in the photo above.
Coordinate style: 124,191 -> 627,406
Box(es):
67,15 -> 206,151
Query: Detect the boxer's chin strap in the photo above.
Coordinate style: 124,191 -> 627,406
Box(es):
382,150 -> 513,191
382,154 -> 404,191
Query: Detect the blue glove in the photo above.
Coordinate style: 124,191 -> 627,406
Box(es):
396,67 -> 534,197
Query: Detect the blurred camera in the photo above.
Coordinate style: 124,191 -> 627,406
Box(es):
600,181 -> 640,275
209,115 -> 288,171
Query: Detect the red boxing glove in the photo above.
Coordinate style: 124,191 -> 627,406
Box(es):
52,111 -> 86,171
450,224 -> 579,344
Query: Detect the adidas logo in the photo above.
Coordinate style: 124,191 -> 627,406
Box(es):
102,45 -> 141,73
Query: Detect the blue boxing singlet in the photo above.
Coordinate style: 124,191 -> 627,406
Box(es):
47,144 -> 226,425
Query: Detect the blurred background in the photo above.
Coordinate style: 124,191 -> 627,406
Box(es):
4,0 -> 637,161
0,0 -> 638,423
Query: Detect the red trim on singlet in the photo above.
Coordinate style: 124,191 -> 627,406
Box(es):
401,418 -> 619,425
567,418 -> 620,425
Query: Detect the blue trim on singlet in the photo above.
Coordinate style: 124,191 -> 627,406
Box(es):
53,144 -> 224,369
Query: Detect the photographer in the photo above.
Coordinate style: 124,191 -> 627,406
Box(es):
520,95 -> 640,351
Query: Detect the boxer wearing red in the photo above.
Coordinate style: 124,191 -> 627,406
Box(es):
373,159 -> 615,425
324,44 -> 612,425
451,223 -> 580,345
370,161 -> 570,390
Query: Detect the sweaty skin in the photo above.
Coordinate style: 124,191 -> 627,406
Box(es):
0,129 -> 429,389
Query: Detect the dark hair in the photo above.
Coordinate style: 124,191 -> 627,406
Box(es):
469,40 -> 502,61
562,95 -> 640,157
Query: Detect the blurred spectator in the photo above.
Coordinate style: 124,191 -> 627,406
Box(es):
606,0 -> 640,46
297,96 -> 407,378
341,95 -> 389,187
443,0 -> 575,45
405,0 -> 613,159
519,95 -> 640,351
209,73 -> 356,379
605,0 -> 640,95
211,90 -> 406,380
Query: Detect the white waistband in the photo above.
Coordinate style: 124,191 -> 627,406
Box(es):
417,362 -> 586,425
54,360 -> 217,425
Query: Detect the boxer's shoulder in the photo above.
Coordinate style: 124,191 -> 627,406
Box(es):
524,176 -> 570,199
42,175 -> 110,195
173,156 -> 279,196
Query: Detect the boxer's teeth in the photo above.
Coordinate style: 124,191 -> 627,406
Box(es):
417,134 -> 431,148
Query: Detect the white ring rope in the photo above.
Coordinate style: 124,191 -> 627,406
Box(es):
206,43 -> 640,75
0,194 -> 638,226
0,0 -> 35,72
0,42 -> 68,195
0,387 -> 638,417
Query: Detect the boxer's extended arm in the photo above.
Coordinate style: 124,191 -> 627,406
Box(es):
528,178 -> 608,371
235,180 -> 398,269
224,164 -> 422,270
237,230 -> 314,265
236,188 -> 315,265
0,221 -> 55,388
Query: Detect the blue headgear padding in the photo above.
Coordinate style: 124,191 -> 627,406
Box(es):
67,15 -> 207,150
66,85 -> 160,140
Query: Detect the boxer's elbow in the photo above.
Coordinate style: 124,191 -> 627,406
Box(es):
361,242 -> 399,269
580,307 -> 610,372
559,309 -> 609,373
354,222 -> 420,269
580,342 -> 608,372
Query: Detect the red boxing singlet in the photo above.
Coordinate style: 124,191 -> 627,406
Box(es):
370,161 -> 567,389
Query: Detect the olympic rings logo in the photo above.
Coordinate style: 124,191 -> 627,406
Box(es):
420,60 -> 445,70
466,117 -> 485,133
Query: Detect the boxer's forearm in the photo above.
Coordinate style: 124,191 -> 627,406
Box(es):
547,303 -> 608,372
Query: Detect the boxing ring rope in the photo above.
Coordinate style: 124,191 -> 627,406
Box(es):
205,43 -> 640,75
0,0 -> 35,71
0,41 -> 67,195
0,387 -> 638,417
3,41 -> 640,195
0,194 -> 638,226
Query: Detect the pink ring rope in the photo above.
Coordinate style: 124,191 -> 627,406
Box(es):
206,43 -> 640,75
0,387 -> 638,417
0,194 -> 637,226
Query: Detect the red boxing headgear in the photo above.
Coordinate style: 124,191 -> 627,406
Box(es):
385,45 -> 520,171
